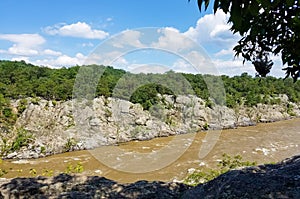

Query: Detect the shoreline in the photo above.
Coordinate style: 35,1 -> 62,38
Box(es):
0,116 -> 299,182
2,115 -> 300,161
2,95 -> 300,160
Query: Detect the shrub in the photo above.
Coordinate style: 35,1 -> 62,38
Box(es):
17,99 -> 28,115
64,137 -> 78,152
184,153 -> 256,186
10,128 -> 34,152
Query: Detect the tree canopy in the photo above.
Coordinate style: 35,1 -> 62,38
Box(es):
191,0 -> 300,80
1,60 -> 300,110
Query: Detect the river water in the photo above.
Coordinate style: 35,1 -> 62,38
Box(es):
1,118 -> 300,183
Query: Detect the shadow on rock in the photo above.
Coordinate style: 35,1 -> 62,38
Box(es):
182,155 -> 300,199
0,174 -> 190,199
0,155 -> 299,198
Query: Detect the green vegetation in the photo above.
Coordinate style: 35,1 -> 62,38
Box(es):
130,83 -> 174,110
0,128 -> 34,155
42,168 -> 54,177
10,128 -> 34,152
193,0 -> 299,80
29,168 -> 37,176
184,153 -> 256,186
65,162 -> 84,174
1,60 -> 300,111
0,93 -> 16,132
64,137 -> 78,152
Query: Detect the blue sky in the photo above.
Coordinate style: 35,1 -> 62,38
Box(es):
0,0 -> 284,76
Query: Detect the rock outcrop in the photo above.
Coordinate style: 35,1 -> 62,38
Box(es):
0,155 -> 299,198
0,174 -> 190,199
2,94 -> 300,158
182,155 -> 300,199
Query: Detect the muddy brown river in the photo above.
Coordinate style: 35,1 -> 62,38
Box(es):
1,118 -> 300,183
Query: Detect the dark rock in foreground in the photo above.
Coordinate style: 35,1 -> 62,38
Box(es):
0,155 -> 299,198
0,174 -> 190,199
183,155 -> 300,199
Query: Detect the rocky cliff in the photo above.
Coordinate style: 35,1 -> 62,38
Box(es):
0,155 -> 299,198
2,94 -> 300,159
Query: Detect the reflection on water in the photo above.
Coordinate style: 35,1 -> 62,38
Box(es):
1,118 -> 300,183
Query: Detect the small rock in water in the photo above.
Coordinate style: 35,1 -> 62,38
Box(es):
94,170 -> 102,174
187,168 -> 196,174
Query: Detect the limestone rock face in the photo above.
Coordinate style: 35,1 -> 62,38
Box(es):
3,94 -> 300,158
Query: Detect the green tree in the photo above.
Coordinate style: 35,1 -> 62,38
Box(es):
191,0 -> 300,80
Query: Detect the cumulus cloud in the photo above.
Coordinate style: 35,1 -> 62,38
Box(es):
33,53 -> 86,68
214,48 -> 235,57
0,34 -> 45,56
152,27 -> 194,52
127,64 -> 170,74
11,56 -> 30,63
172,59 -> 198,74
111,30 -> 144,48
44,22 -> 109,39
213,58 -> 255,75
43,49 -> 62,56
184,10 -> 239,47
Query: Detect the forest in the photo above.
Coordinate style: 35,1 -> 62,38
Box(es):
1,60 -> 300,114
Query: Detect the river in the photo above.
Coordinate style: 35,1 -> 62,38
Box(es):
1,118 -> 300,183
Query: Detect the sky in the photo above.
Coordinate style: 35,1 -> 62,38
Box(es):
0,0 -> 285,77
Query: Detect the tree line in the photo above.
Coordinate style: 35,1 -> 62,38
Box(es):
1,60 -> 300,111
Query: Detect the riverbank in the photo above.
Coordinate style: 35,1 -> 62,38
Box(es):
1,94 -> 300,160
0,155 -> 299,198
0,117 -> 299,182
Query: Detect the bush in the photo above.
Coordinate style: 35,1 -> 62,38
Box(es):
10,128 -> 33,152
64,137 -> 78,152
184,153 -> 256,186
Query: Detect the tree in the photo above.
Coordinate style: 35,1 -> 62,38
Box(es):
190,0 -> 300,80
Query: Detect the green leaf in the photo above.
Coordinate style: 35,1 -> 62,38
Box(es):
213,0 -> 220,13
230,0 -> 242,32
286,0 -> 294,7
256,0 -> 271,9
274,46 -> 282,55
249,1 -> 260,16
191,0 -> 211,12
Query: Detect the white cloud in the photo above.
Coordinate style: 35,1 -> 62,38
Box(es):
0,34 -> 45,47
124,64 -> 169,74
172,59 -> 198,74
212,58 -> 256,76
152,27 -> 194,53
182,10 -> 256,76
214,48 -> 234,57
11,56 -> 30,63
0,34 -> 45,56
184,10 -> 239,47
34,53 -> 86,68
43,49 -> 62,56
44,22 -> 109,39
111,30 -> 144,48
8,44 -> 39,56
85,51 -> 124,66
82,42 -> 94,47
